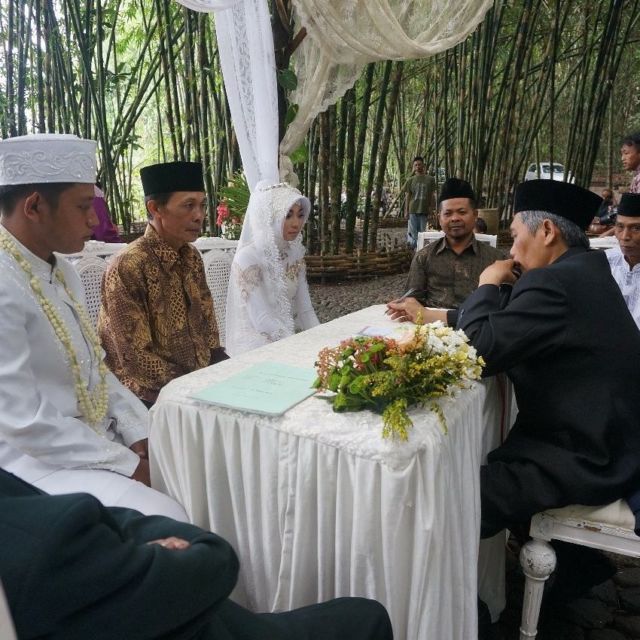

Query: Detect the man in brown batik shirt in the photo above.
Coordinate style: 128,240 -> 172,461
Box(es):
99,161 -> 226,406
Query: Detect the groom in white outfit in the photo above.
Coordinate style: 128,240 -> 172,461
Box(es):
0,134 -> 185,520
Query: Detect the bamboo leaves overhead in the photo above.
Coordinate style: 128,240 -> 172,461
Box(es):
415,0 -> 640,215
0,0 -> 237,233
1,0 -> 639,253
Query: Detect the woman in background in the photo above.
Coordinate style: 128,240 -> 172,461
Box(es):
92,182 -> 123,243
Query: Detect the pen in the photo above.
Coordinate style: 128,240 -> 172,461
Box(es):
385,288 -> 418,314
396,288 -> 418,301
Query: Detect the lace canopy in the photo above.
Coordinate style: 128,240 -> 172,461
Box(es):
281,0 -> 495,161
174,0 -> 494,187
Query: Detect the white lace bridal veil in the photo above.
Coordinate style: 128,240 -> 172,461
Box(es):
225,181 -> 313,356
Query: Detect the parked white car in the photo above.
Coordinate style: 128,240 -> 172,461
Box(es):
524,162 -> 574,183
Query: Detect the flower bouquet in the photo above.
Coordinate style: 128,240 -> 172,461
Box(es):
314,323 -> 484,441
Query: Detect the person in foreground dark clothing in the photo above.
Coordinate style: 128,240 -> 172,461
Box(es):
0,469 -> 393,640
456,180 -> 640,539
385,180 -> 640,541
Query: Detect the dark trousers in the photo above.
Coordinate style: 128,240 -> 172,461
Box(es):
207,598 -> 394,640
480,461 -> 564,539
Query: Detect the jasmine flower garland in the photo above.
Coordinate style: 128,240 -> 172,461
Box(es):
0,227 -> 109,429
314,323 -> 485,441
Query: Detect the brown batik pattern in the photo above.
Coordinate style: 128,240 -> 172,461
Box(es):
98,225 -> 219,403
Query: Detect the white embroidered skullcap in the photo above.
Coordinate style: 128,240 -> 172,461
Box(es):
0,134 -> 97,186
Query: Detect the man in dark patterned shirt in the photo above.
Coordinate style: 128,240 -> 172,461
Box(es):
389,178 -> 502,326
99,162 -> 226,406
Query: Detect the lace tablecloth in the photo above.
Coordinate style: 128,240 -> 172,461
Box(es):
150,305 -> 508,639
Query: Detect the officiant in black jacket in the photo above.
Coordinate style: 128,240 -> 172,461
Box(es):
456,180 -> 640,538
0,469 -> 393,640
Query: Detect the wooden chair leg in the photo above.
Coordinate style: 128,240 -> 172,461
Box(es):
519,539 -> 557,639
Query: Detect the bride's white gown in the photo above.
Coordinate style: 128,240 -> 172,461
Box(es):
225,182 -> 319,357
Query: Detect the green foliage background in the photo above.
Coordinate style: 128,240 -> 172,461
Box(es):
1,0 -> 639,249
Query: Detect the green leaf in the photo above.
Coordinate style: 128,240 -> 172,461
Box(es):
289,144 -> 307,165
277,68 -> 298,91
328,372 -> 341,391
333,393 -> 348,410
285,103 -> 299,127
217,171 -> 250,222
348,377 -> 367,394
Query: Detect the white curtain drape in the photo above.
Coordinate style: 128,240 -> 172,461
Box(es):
174,0 -> 495,185
176,0 -> 237,9
175,0 -> 280,191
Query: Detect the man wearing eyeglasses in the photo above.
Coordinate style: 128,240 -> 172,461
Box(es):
607,193 -> 640,330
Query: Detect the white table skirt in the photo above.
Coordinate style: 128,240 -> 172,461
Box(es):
150,305 -> 507,639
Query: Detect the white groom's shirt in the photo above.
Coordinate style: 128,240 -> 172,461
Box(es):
0,235 -> 147,484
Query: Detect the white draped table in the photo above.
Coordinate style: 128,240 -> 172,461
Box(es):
150,305 -> 508,639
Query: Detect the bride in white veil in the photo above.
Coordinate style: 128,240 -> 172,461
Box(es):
225,181 -> 319,356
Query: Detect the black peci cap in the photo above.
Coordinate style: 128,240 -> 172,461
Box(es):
617,193 -> 640,218
438,178 -> 476,205
513,180 -> 602,231
140,161 -> 204,196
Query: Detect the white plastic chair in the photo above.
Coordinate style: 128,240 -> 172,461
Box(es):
589,237 -> 618,250
192,237 -> 239,255
474,233 -> 498,247
376,228 -> 406,251
519,501 -> 640,639
64,240 -> 127,261
416,230 -> 497,250
202,249 -> 234,347
73,256 -> 108,328
416,230 -> 445,250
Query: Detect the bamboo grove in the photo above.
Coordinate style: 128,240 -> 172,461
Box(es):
1,0 -> 639,254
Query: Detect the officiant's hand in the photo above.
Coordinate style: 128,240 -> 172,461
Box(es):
130,438 -> 149,460
131,458 -> 151,486
147,537 -> 191,550
386,297 -> 424,323
479,259 -> 519,287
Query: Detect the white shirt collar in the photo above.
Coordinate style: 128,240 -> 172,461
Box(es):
0,227 -> 57,280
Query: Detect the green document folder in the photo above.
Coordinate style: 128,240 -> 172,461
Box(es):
190,361 -> 318,416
